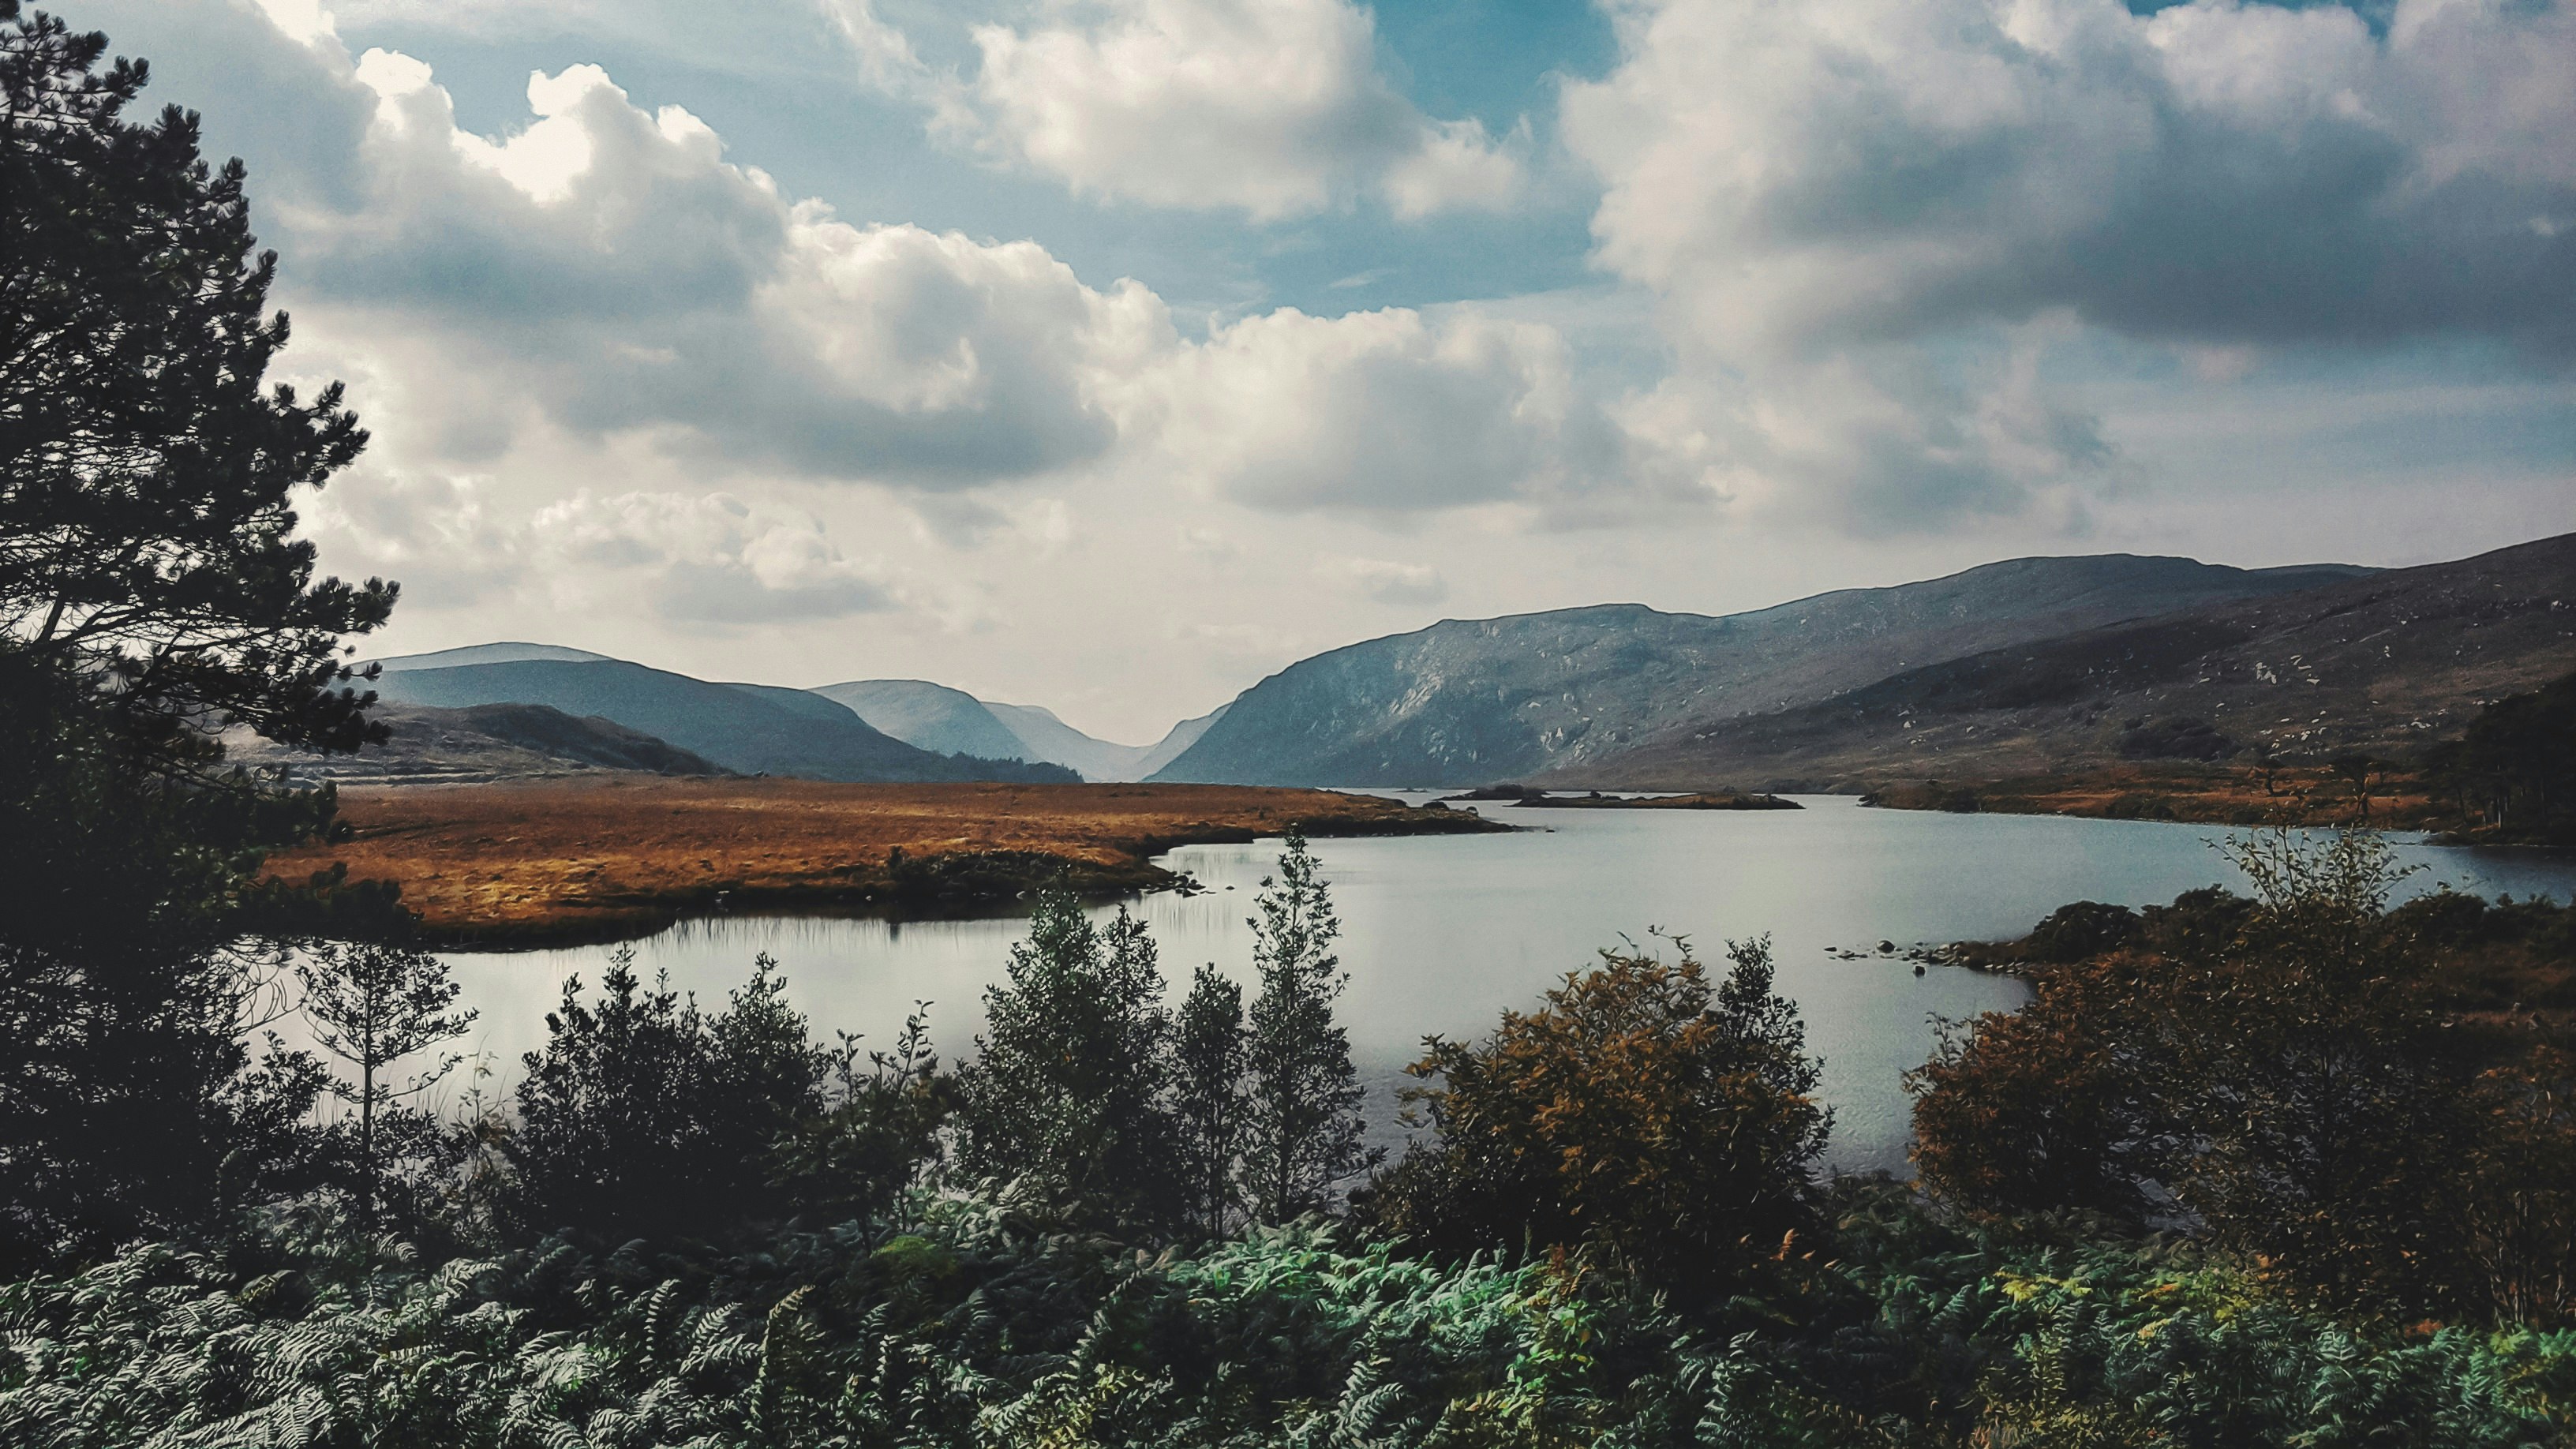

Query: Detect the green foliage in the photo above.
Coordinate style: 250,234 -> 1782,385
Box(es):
1242,829 -> 1378,1224
774,1000 -> 955,1230
1366,936 -> 1830,1301
502,950 -> 834,1243
9,1184 -> 2576,1447
2424,671 -> 2576,846
296,942 -> 477,1233
1174,964 -> 1250,1241
0,650 -> 339,1271
0,0 -> 398,1275
960,893 -> 1183,1232
1,2 -> 393,758
1913,830 -> 2576,1323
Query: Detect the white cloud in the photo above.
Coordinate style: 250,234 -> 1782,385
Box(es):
957,0 -> 1525,219
530,491 -> 900,623
298,470 -> 526,607
1324,556 -> 1449,606
169,8 -> 1607,521
1552,0 -> 2576,530
1563,0 -> 2576,358
239,34 -> 1176,489
1140,304 -> 1634,514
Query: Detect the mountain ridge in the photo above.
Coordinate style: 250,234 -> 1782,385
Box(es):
370,658 -> 1073,784
1558,532 -> 2576,791
1146,552 -> 2381,787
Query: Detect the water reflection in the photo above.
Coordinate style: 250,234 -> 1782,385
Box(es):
399,797 -> 2574,1174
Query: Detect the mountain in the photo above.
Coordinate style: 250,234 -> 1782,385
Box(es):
1136,704 -> 1228,778
1149,554 -> 2376,787
373,642 -> 612,671
811,680 -> 1225,782
370,658 -> 1075,784
229,702 -> 727,784
811,680 -> 1035,762
1567,533 -> 2576,790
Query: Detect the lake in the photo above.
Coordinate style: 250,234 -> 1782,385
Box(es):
398,796 -> 2576,1174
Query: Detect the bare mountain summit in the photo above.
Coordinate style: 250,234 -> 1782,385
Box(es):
1149,553 -> 2372,787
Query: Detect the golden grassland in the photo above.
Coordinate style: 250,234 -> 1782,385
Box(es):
264,777 -> 1503,945
1862,761 -> 2446,829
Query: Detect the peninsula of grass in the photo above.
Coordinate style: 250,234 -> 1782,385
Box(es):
263,777 -> 1504,945
1516,789 -> 1802,811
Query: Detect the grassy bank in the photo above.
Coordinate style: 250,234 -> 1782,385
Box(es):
259,778 -> 1505,946
1858,761 -> 2445,829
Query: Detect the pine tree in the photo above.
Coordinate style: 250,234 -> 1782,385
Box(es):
1173,965 -> 1248,1238
1,3 -> 394,759
296,942 -> 477,1234
0,2 -> 393,1267
958,892 -> 1179,1230
1241,830 -> 1378,1222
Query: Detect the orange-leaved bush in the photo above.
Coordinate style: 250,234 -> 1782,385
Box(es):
1362,935 -> 1829,1298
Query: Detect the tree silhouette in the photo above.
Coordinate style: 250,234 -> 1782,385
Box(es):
1241,830 -> 1376,1222
297,942 -> 477,1234
1173,964 -> 1249,1238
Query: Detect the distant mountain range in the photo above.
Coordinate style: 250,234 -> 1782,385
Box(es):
340,533 -> 2574,792
365,652 -> 1074,784
1144,553 -> 2379,786
807,680 -> 1223,783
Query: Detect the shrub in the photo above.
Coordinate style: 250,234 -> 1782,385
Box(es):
502,950 -> 832,1243
1365,935 -> 1829,1300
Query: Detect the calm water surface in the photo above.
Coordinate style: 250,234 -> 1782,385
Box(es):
412,796 -> 2576,1174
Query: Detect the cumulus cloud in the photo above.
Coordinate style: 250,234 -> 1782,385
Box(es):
1563,0 -> 2576,358
140,4 -> 1610,522
217,24 -> 1173,489
1142,305 -> 1634,514
530,491 -> 900,623
1550,0 -> 2575,530
957,0 -> 1525,219
1323,556 -> 1449,606
298,470 -> 526,607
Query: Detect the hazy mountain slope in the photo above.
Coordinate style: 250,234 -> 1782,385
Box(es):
1136,704 -> 1228,779
983,702 -> 1159,782
811,680 -> 1035,762
373,642 -> 612,672
1150,554 -> 2375,787
372,659 -> 1073,784
1570,533 -> 2576,790
227,702 -> 725,784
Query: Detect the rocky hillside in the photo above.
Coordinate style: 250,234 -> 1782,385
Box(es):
1149,554 -> 2372,787
227,702 -> 727,784
1566,533 -> 2576,791
372,658 -> 1076,784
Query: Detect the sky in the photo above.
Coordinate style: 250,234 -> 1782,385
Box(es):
82,0 -> 2576,743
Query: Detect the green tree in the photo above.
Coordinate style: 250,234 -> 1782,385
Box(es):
295,942 -> 477,1234
1241,830 -> 1376,1223
1,3 -> 393,756
1367,936 -> 1829,1296
0,2 -> 392,1268
957,893 -> 1178,1230
2424,670 -> 2576,845
773,1002 -> 953,1227
1912,831 -> 2510,1316
1173,964 -> 1249,1238
504,952 -> 831,1243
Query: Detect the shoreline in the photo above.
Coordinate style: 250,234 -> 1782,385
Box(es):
264,777 -> 1506,949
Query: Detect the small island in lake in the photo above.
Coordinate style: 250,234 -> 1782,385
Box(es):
1442,784 -> 1800,811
